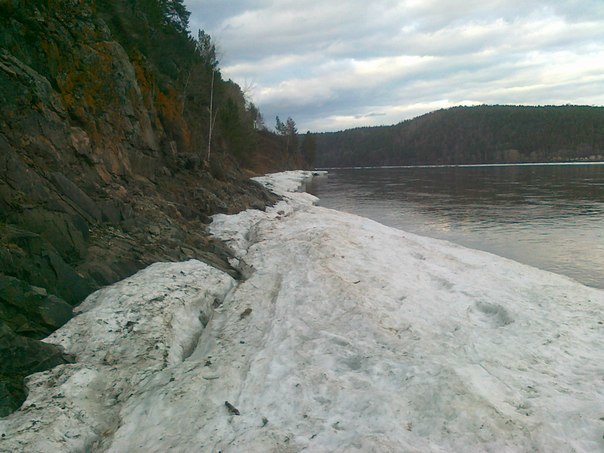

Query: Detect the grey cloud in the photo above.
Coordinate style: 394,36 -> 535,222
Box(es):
184,0 -> 604,132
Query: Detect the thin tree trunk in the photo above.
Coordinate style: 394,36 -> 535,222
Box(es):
206,69 -> 215,165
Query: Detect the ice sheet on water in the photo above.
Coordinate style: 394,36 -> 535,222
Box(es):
1,170 -> 602,452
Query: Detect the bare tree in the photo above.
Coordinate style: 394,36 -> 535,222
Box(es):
206,68 -> 216,165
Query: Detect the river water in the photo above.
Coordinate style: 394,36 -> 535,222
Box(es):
307,163 -> 604,289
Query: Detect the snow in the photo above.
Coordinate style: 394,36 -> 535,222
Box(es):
0,260 -> 235,452
1,170 -> 603,452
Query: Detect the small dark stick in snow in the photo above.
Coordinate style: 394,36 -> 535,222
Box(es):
239,308 -> 252,320
225,401 -> 240,415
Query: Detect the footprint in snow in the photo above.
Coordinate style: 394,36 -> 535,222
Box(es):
467,301 -> 514,327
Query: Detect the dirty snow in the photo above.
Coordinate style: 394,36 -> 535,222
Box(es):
1,170 -> 603,452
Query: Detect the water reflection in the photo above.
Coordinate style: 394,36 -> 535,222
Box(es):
307,164 -> 604,289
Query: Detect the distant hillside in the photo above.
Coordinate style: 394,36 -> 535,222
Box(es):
314,105 -> 604,167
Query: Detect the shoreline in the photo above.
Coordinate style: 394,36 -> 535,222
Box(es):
307,166 -> 604,290
1,170 -> 603,451
317,160 -> 604,171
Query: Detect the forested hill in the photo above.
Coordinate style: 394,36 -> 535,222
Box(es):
314,105 -> 604,167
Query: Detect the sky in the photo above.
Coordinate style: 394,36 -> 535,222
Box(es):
185,0 -> 604,132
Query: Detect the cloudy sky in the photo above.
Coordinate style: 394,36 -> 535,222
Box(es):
185,0 -> 604,132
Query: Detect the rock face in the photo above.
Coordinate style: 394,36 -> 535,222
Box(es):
0,0 -> 281,415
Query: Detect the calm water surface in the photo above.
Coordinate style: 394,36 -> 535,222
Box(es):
307,164 -> 604,289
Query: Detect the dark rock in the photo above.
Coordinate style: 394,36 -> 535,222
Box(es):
0,224 -> 94,305
50,172 -> 101,223
99,198 -> 125,223
0,274 -> 72,339
0,143 -> 55,207
11,207 -> 88,262
0,374 -> 25,418
0,321 -> 72,417
0,322 -> 71,375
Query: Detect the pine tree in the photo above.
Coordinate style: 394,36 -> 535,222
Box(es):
301,131 -> 317,166
160,0 -> 190,34
275,116 -> 286,135
196,30 -> 219,69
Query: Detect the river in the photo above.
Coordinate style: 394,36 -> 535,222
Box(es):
307,163 -> 604,289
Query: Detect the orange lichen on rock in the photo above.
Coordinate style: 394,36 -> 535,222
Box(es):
156,85 -> 192,152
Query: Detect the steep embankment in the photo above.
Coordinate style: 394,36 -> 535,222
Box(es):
315,105 -> 604,167
0,0 -> 289,415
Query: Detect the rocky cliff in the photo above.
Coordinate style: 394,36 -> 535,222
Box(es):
0,0 -> 288,415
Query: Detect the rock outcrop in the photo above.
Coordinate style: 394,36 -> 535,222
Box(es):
0,0 -> 283,415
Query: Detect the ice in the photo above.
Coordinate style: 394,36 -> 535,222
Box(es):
1,170 -> 603,452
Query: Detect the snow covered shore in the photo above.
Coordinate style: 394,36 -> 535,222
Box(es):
1,170 -> 603,452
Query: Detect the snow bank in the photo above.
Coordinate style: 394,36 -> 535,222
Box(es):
1,170 -> 603,452
0,260 -> 235,452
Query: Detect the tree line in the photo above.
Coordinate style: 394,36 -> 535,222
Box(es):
313,105 -> 604,167
273,116 -> 317,168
